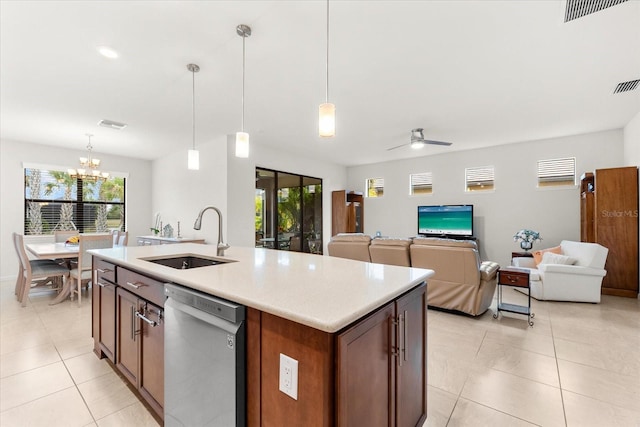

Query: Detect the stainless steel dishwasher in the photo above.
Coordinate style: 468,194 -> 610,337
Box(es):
164,283 -> 246,427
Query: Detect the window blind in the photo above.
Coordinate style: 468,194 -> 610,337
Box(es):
410,172 -> 433,195
537,157 -> 576,187
465,166 -> 495,191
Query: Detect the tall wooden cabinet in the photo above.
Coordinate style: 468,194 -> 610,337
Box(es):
332,190 -> 364,236
580,166 -> 639,298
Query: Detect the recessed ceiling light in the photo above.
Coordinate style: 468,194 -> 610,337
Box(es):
98,46 -> 118,59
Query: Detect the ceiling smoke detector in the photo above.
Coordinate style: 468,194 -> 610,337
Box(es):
98,119 -> 127,130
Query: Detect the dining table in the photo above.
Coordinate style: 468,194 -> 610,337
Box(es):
26,242 -> 79,304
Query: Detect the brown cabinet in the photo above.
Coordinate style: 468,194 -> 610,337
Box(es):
92,259 -> 117,362
249,282 -> 427,427
332,190 -> 364,236
580,166 -> 639,297
115,285 -> 165,417
92,260 -> 165,420
336,283 -> 427,427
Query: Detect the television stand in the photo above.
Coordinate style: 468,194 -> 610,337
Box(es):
420,234 -> 476,241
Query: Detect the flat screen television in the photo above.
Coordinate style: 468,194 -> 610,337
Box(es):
417,205 -> 474,238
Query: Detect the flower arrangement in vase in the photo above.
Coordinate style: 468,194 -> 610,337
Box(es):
513,229 -> 541,251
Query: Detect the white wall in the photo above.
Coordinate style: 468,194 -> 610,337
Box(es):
151,135 -> 228,244
346,129 -> 624,267
624,111 -> 640,166
0,139 -> 152,280
227,138 -> 347,252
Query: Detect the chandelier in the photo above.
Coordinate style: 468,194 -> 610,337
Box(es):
68,134 -> 109,181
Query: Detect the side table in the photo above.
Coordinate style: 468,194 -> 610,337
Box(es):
511,251 -> 534,260
493,267 -> 534,326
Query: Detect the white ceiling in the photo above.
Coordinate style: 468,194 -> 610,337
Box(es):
1,1 -> 639,167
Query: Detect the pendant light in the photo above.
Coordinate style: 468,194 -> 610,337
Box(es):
187,63 -> 200,170
235,24 -> 252,158
319,0 -> 335,138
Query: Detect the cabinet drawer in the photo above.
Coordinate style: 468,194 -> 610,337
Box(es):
96,259 -> 116,283
117,267 -> 165,307
499,272 -> 529,287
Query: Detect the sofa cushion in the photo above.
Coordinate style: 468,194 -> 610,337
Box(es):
370,238 -> 412,247
532,245 -> 562,265
411,237 -> 477,249
331,233 -> 372,243
539,252 -> 577,266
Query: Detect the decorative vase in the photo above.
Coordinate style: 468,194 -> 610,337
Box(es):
520,241 -> 533,251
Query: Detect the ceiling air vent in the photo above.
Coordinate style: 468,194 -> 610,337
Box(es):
98,119 -> 127,130
614,79 -> 640,94
564,0 -> 628,22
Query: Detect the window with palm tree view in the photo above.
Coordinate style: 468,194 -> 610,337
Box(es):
24,168 -> 126,234
255,168 -> 322,254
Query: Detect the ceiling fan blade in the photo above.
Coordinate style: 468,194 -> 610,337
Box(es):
423,139 -> 453,146
386,143 -> 408,151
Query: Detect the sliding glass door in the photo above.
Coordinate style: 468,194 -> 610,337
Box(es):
255,168 -> 322,253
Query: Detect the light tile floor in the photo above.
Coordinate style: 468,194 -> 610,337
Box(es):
1,279 -> 639,426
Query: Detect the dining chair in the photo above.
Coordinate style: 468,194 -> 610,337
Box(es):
13,232 -> 70,307
69,234 -> 113,306
116,231 -> 128,246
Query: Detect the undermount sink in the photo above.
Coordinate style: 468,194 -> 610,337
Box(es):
143,255 -> 234,270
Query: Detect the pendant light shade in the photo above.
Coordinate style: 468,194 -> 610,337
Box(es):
187,149 -> 199,170
235,132 -> 249,158
187,63 -> 200,170
319,103 -> 335,137
235,24 -> 252,158
319,0 -> 335,138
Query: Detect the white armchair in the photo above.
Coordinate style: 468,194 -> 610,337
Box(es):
513,240 -> 608,303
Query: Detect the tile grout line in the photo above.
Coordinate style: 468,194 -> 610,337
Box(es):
548,309 -> 568,427
31,292 -> 100,426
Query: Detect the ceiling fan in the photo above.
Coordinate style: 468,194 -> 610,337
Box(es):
386,128 -> 453,151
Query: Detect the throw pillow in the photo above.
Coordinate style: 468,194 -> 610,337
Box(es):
532,245 -> 562,266
539,252 -> 577,265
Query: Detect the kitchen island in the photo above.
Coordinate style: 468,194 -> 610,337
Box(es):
89,243 -> 433,426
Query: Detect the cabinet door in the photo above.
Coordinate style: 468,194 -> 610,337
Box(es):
97,280 -> 117,362
138,301 -> 164,415
394,283 -> 427,427
336,301 -> 396,427
116,287 -> 139,384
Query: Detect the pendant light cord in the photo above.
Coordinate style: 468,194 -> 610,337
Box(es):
325,0 -> 330,103
192,68 -> 196,150
242,32 -> 246,132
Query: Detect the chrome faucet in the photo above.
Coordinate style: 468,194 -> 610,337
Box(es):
194,206 -> 230,256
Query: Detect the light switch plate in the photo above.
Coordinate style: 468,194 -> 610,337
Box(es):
279,353 -> 298,400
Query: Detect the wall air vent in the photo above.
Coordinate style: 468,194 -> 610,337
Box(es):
564,0 -> 628,22
98,119 -> 127,130
613,79 -> 640,94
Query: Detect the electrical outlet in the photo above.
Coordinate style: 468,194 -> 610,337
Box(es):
279,353 -> 298,400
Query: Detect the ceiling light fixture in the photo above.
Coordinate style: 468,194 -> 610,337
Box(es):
319,0 -> 335,138
235,24 -> 252,158
98,46 -> 119,59
68,133 -> 109,181
187,63 -> 200,170
98,119 -> 127,130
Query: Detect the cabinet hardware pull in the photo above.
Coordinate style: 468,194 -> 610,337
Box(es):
126,281 -> 147,289
96,281 -> 110,288
131,305 -> 136,341
403,310 -> 408,362
135,311 -> 158,327
389,316 -> 399,359
97,268 -> 112,273
397,314 -> 404,367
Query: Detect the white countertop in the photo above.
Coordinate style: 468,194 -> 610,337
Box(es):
137,235 -> 203,242
89,244 -> 433,333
